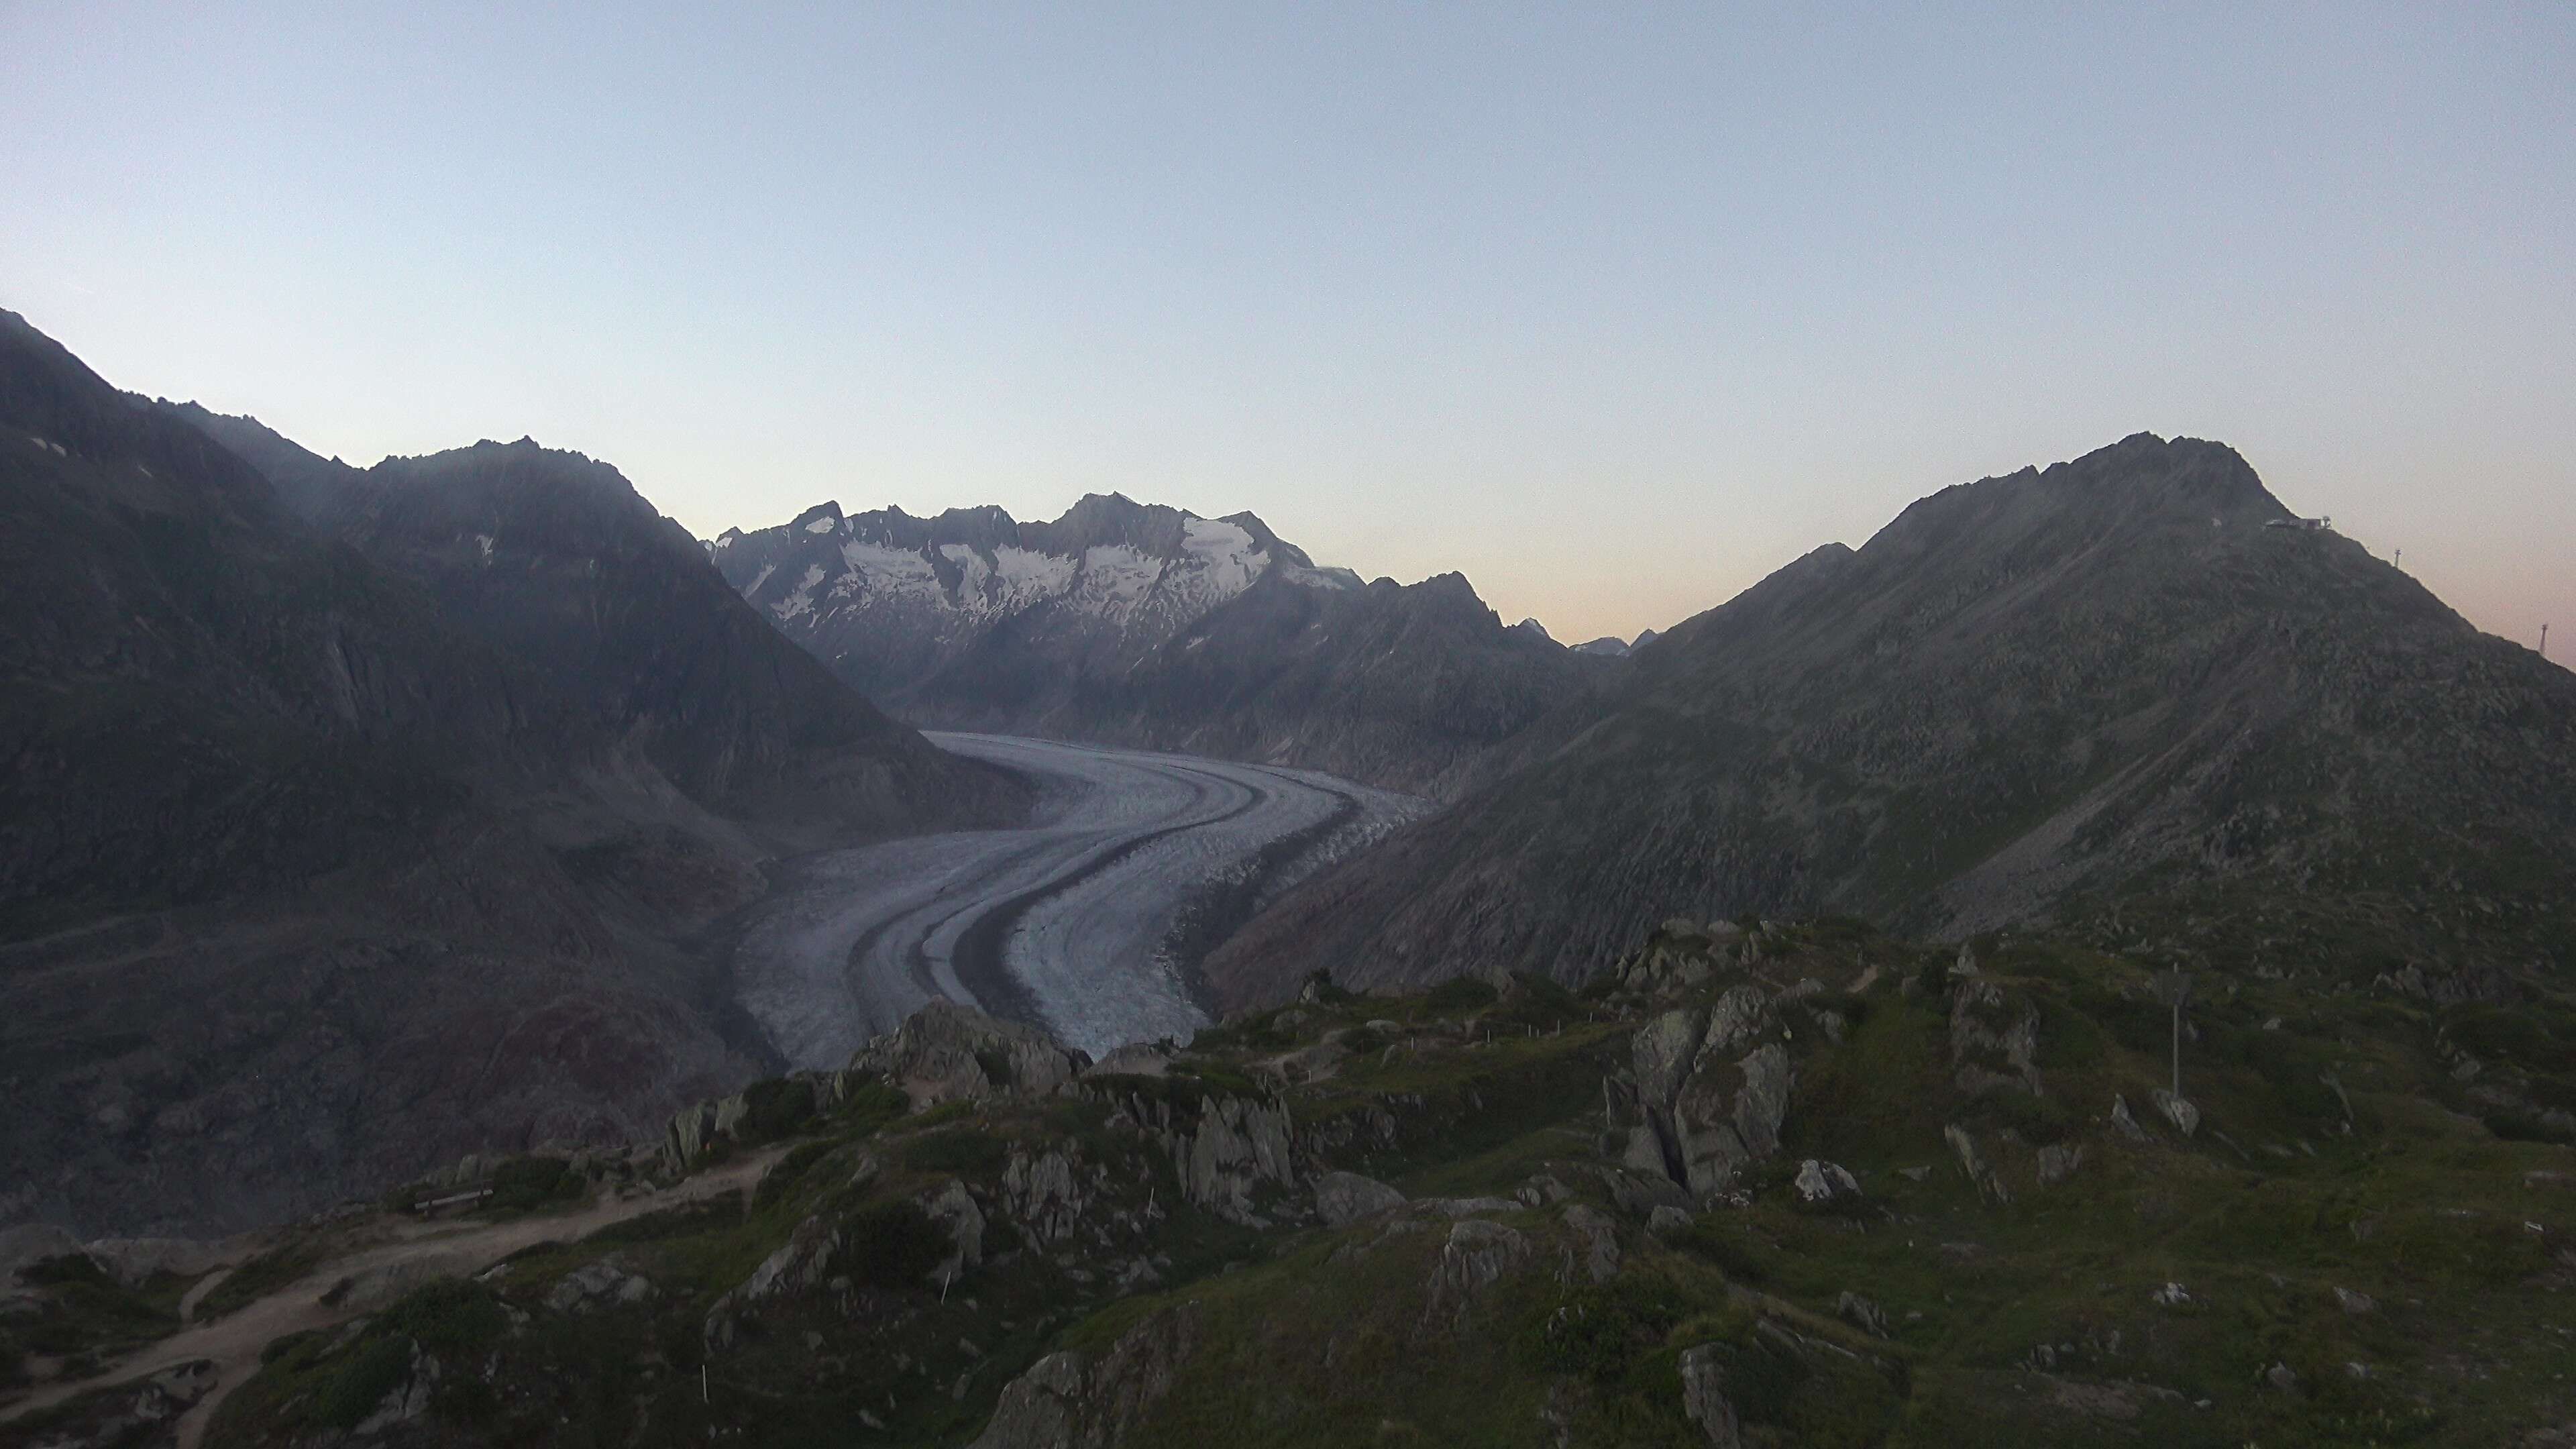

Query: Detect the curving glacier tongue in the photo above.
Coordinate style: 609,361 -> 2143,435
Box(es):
729,733 -> 1427,1065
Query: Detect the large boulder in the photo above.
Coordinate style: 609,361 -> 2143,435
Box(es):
851,1000 -> 1091,1110
1314,1171 -> 1406,1226
1669,1042 -> 1793,1198
2152,1089 -> 2200,1137
1793,1159 -> 1861,1206
1678,1344 -> 1743,1447
664,1099 -> 723,1167
1634,1008 -> 1711,1104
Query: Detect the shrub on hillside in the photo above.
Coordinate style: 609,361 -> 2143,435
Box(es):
841,1202 -> 952,1290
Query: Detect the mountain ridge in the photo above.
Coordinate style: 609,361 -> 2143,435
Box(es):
0,311 -> 1022,1237
1205,433 -> 2576,1007
712,494 -> 1599,794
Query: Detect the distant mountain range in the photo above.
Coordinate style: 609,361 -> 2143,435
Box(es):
16,292 -> 2572,1238
711,496 -> 1604,794
1572,628 -> 1658,657
1208,433 -> 2576,1007
0,312 -> 1020,1235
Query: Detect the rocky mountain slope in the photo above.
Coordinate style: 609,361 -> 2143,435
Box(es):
15,913 -> 2576,1446
711,496 -> 1597,795
0,312 -> 1021,1240
1208,434 -> 2576,1007
1069,570 -> 1603,796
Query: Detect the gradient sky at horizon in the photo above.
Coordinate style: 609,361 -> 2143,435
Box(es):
5,3 -> 2570,651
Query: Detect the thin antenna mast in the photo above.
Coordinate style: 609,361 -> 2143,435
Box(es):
2544,623 -> 2552,657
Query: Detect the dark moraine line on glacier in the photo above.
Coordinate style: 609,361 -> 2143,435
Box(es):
729,733 -> 1429,1068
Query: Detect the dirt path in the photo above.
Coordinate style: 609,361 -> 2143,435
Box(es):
0,1146 -> 786,1448
174,1268 -> 233,1324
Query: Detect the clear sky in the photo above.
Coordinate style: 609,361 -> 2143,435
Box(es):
5,3 -> 2570,652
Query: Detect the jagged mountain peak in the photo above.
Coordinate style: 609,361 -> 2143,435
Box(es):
706,492 -> 1590,791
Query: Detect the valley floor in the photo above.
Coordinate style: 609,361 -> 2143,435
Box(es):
730,733 -> 1426,1065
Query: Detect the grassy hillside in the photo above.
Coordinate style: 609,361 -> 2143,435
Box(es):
15,912 -> 2576,1446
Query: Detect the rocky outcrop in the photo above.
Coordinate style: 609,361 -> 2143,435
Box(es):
1945,1124 -> 2010,1204
1427,1219 -> 1532,1323
2036,1142 -> 2085,1187
547,1258 -> 656,1313
1949,979 -> 2041,1096
1002,1149 -> 1088,1247
853,1001 -> 1091,1111
923,1180 -> 987,1281
1617,921 -> 1747,996
1837,1291 -> 1891,1338
2110,1094 -> 2147,1140
969,1302 -> 1203,1449
2152,1089 -> 2200,1137
704,1214 -> 841,1349
1314,1171 -> 1406,1226
1612,987 -> 1798,1203
8,1358 -> 215,1447
1678,1344 -> 1743,1448
1793,1159 -> 1861,1206
1560,1205 -> 1621,1284
1102,1088 -> 1300,1226
354,1343 -> 441,1435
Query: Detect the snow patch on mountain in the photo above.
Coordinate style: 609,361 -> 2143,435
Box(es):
1181,517 -> 1266,596
773,563 -> 826,621
804,515 -> 837,535
837,541 -> 943,606
993,545 -> 1077,600
1075,544 -> 1162,622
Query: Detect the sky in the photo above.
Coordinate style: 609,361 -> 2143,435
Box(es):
4,3 -> 2571,652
